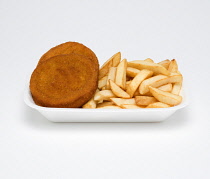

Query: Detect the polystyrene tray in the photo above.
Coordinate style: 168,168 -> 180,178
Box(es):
24,85 -> 188,122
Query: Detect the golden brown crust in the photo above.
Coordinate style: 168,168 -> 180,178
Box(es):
30,53 -> 99,108
38,41 -> 99,69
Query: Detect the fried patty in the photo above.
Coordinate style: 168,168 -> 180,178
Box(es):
30,53 -> 99,108
38,41 -> 99,69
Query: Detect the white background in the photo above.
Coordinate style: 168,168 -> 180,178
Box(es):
1,0 -> 210,178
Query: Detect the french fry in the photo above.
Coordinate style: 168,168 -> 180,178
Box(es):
97,101 -> 114,108
121,104 -> 144,109
177,71 -> 182,75
146,102 -> 170,108
112,52 -> 121,67
168,59 -> 178,73
158,83 -> 172,92
126,67 -> 141,77
144,58 -> 154,62
139,75 -> 169,94
149,86 -> 182,106
158,59 -> 170,69
96,57 -> 182,109
99,52 -> 121,79
82,98 -> 97,108
125,81 -> 131,90
139,73 -> 182,95
98,100 -> 103,104
126,69 -> 153,97
93,89 -> 100,96
109,80 -> 130,98
135,96 -> 157,106
115,59 -> 127,89
99,90 -> 117,101
106,67 -> 117,89
94,90 -> 116,101
94,91 -> 103,101
171,82 -> 182,95
97,106 -> 121,109
98,76 -> 108,89
133,89 -> 141,96
139,84 -> 172,96
169,73 -> 183,83
128,60 -> 170,75
143,92 -> 154,97
93,89 -> 103,102
110,98 -> 136,106
126,76 -> 133,81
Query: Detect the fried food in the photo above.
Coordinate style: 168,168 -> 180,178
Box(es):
99,52 -> 121,79
93,90 -> 116,101
168,59 -> 178,73
139,75 -> 169,95
82,98 -> 97,109
93,53 -> 183,109
126,67 -> 141,77
171,82 -> 182,95
110,98 -> 136,106
109,80 -> 130,98
128,60 -> 170,75
149,86 -> 182,106
115,59 -> 127,89
135,96 -> 157,106
121,104 -> 144,109
146,102 -> 170,108
30,43 -> 184,110
30,53 -> 99,108
126,69 -> 153,97
106,67 -> 117,89
98,76 -> 108,89
97,105 -> 122,109
158,59 -> 170,69
158,83 -> 173,92
38,41 -> 99,70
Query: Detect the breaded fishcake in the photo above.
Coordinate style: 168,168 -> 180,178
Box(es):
38,41 -> 99,69
30,53 -> 99,108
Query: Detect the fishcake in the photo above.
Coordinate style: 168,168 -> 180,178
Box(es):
38,41 -> 99,69
30,53 -> 99,108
